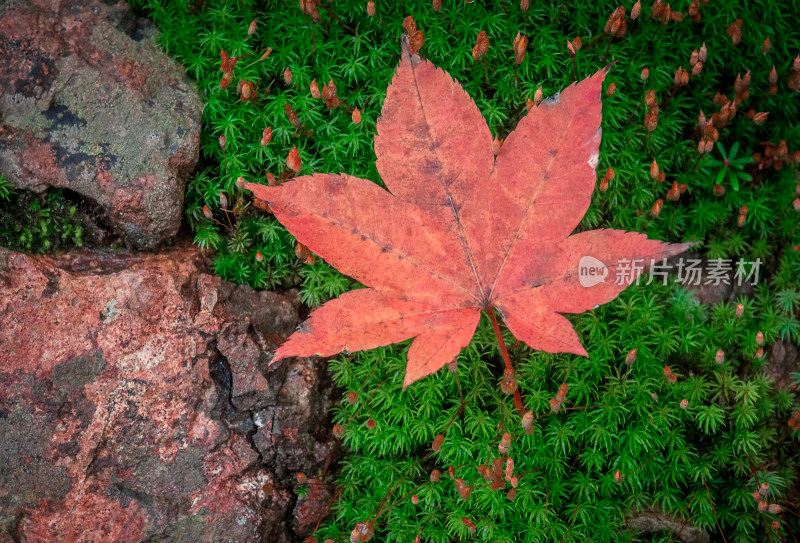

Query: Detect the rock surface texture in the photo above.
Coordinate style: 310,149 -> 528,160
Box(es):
0,245 -> 336,542
0,0 -> 202,249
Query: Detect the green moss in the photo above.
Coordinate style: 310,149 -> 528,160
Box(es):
0,175 -> 84,254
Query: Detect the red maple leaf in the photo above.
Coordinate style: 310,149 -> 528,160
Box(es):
246,43 -> 690,388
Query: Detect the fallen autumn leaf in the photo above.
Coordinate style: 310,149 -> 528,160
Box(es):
246,38 -> 690,388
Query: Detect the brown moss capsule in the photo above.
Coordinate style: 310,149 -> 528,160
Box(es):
521,410 -> 534,430
472,30 -> 489,60
736,303 -> 744,318
297,472 -> 307,484
203,205 -> 212,219
454,478 -> 471,500
287,146 -> 301,172
367,0 -> 375,16
525,98 -> 534,112
402,15 -> 416,34
520,0 -> 529,11
549,397 -> 562,412
697,140 -> 706,154
534,85 -> 544,106
261,127 -> 272,146
666,181 -> 680,201
674,67 -> 688,87
499,432 -> 512,454
432,0 -> 442,12
759,482 -> 769,495
679,398 -> 688,409
607,82 -> 616,97
409,30 -> 425,55
219,134 -> 226,150
641,67 -> 649,81
430,469 -> 441,482
346,391 -> 358,404
352,108 -> 362,124
492,458 -> 503,479
758,500 -> 768,513
768,504 -> 782,514
333,424 -> 345,438
365,418 -> 376,429
432,433 -> 444,452
651,199 -> 663,218
669,374 -> 677,383
645,114 -> 658,132
240,80 -> 256,102
321,79 -> 337,101
219,192 -> 228,209
613,469 -> 623,483
513,32 -> 528,64
715,349 -> 724,364
310,79 -> 320,99
462,517 -> 476,534
755,331 -> 764,346
492,137 -> 504,157
258,48 -> 272,62
762,37 -> 771,55
505,458 -> 515,479
557,383 -> 569,400
411,495 -> 419,505
631,0 -> 641,20
769,65 -> 778,86
285,104 -> 300,128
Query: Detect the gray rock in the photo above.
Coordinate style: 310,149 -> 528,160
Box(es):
0,0 -> 202,249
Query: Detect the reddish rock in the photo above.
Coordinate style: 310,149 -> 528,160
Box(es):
294,477 -> 335,536
0,245 -> 336,541
0,0 -> 202,249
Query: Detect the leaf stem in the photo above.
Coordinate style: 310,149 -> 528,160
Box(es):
486,307 -> 524,413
